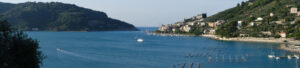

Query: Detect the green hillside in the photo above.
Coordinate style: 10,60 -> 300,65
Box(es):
0,2 -> 138,31
206,0 -> 300,39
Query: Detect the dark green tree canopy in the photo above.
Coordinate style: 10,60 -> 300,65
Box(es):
0,18 -> 43,68
0,2 -> 138,31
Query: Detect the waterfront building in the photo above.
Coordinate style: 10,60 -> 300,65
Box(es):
261,31 -> 272,36
158,25 -> 169,31
240,34 -> 250,37
280,32 -> 287,38
209,29 -> 216,34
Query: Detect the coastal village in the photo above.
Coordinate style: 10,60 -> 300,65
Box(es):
157,7 -> 300,39
156,6 -> 300,53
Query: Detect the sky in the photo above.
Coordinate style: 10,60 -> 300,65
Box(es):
1,0 -> 248,27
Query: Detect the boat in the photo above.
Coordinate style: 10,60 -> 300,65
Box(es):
268,55 -> 275,59
276,57 -> 280,60
288,55 -> 292,60
294,55 -> 299,59
137,38 -> 144,42
56,48 -> 61,51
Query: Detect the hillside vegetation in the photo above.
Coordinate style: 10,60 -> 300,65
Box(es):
207,0 -> 300,39
0,2 -> 138,31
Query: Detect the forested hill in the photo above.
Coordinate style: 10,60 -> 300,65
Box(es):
204,0 -> 300,39
206,0 -> 298,22
0,2 -> 138,31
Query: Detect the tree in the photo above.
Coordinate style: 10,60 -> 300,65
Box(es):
216,21 -> 239,37
0,18 -> 43,68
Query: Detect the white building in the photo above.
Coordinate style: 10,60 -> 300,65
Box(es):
249,22 -> 255,26
291,7 -> 298,14
280,32 -> 287,38
256,17 -> 263,21
158,25 -> 168,31
270,13 -> 274,17
238,21 -> 243,26
182,25 -> 191,32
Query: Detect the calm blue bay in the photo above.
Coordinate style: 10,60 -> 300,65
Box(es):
26,27 -> 299,68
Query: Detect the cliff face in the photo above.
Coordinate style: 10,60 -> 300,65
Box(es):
0,2 -> 138,31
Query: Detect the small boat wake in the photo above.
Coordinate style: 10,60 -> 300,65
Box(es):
56,48 -> 97,60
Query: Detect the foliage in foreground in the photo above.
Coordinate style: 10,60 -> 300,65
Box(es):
0,18 -> 43,68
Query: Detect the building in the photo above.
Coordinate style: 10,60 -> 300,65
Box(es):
291,7 -> 298,14
249,22 -> 256,26
208,29 -> 216,34
238,21 -> 243,26
200,22 -> 206,26
275,21 -> 283,24
158,25 -> 169,31
270,13 -> 274,17
256,17 -> 263,21
261,31 -> 272,35
196,13 -> 207,19
187,22 -> 195,26
280,32 -> 287,38
208,22 -> 216,28
240,34 -> 250,37
182,25 -> 191,32
172,28 -> 177,32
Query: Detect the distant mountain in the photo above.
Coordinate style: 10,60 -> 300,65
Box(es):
0,2 -> 138,31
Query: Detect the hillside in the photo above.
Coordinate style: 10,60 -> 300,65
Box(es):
0,2 -> 138,31
157,0 -> 300,39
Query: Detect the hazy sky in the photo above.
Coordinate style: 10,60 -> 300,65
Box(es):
1,0 -> 247,27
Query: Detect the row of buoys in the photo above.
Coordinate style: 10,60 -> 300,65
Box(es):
268,54 -> 300,60
207,55 -> 247,63
173,63 -> 201,68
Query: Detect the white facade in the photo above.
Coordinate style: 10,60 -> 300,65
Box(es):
250,22 -> 255,26
238,21 -> 243,26
270,13 -> 274,17
291,7 -> 298,14
280,32 -> 287,38
182,25 -> 191,32
256,17 -> 263,21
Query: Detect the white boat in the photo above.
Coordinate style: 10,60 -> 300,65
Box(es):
268,55 -> 275,59
276,57 -> 280,60
56,48 -> 61,51
288,55 -> 292,60
294,55 -> 299,59
137,38 -> 144,42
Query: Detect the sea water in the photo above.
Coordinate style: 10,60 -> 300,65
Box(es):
26,27 -> 299,68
